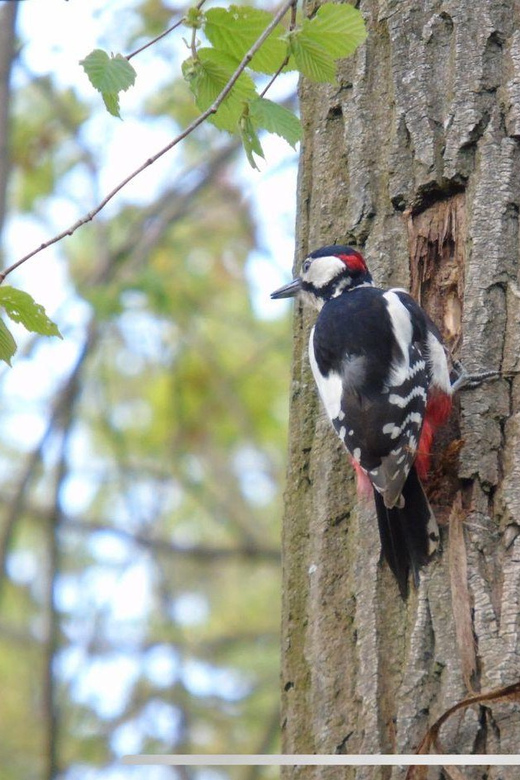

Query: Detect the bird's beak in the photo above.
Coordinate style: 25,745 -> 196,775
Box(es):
270,277 -> 302,299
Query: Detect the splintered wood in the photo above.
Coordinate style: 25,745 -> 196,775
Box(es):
406,194 -> 467,520
407,193 -> 466,352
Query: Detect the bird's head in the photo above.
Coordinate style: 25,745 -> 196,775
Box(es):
271,245 -> 373,310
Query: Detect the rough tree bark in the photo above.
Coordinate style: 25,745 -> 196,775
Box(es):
282,1 -> 520,777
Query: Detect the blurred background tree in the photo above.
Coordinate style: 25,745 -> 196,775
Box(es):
0,1 -> 297,778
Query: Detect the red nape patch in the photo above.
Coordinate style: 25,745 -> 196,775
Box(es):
351,458 -> 373,501
337,251 -> 367,274
415,392 -> 452,479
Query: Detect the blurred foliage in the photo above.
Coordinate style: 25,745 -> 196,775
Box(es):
0,1 -> 294,778
11,78 -> 89,212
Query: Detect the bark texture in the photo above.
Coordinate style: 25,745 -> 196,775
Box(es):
282,1 -> 520,777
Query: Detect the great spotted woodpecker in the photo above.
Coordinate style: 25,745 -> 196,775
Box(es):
271,245 -> 453,596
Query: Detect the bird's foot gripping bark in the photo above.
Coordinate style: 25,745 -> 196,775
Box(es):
450,359 -> 510,392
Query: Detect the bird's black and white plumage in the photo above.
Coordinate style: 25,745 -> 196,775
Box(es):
271,245 -> 453,596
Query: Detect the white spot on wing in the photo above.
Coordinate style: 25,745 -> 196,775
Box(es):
402,411 -> 423,428
383,291 -> 413,385
308,327 -> 343,420
389,386 -> 427,407
383,410 -> 423,441
383,422 -> 401,439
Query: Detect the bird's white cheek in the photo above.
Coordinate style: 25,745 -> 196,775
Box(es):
307,256 -> 346,288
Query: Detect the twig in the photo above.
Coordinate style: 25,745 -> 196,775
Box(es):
260,0 -> 297,99
0,0 -> 296,284
406,680 -> 520,778
260,55 -> 290,98
126,0 -> 206,61
126,18 -> 185,61
125,0 -> 208,62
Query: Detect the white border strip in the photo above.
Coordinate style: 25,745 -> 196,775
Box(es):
122,755 -> 520,766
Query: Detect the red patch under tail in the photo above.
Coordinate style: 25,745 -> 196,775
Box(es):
416,391 -> 452,480
351,458 -> 373,500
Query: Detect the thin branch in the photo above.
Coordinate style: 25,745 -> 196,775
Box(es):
126,0 -> 208,61
260,0 -> 298,99
127,20 -> 183,62
126,19 -> 184,60
0,0 -> 296,284
259,55 -> 290,99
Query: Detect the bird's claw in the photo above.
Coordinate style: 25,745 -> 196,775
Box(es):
450,358 -> 514,392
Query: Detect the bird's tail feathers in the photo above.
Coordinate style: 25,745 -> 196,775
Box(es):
373,466 -> 439,597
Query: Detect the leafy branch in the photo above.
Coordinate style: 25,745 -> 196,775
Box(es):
1,0 -> 298,281
0,0 -> 366,364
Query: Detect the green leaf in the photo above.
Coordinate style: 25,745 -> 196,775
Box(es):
0,287 -> 62,338
102,92 -> 120,118
80,49 -> 136,93
0,320 -> 16,366
183,48 -> 257,132
80,49 -> 136,117
302,4 -> 367,59
249,97 -> 301,148
239,114 -> 265,170
289,34 -> 337,83
204,6 -> 288,75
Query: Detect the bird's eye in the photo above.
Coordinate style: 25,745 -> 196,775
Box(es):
302,259 -> 311,273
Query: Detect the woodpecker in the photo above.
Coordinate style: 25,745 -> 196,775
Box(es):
271,245 -> 453,596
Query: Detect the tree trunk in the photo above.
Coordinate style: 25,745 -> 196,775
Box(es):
282,0 -> 520,776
